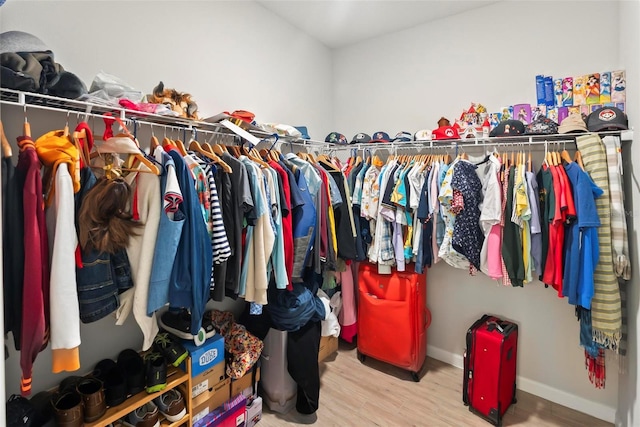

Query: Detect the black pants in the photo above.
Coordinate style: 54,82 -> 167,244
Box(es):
287,320 -> 321,414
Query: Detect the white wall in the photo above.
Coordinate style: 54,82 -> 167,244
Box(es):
0,0 -> 333,396
334,1 -> 623,422
617,2 -> 640,426
0,0 -> 333,140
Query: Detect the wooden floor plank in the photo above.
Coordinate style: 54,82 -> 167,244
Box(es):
258,341 -> 613,427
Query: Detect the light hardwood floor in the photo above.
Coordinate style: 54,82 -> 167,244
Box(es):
259,340 -> 612,427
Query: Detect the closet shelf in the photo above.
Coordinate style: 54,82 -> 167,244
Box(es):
84,365 -> 189,427
315,129 -> 633,153
0,88 -> 328,146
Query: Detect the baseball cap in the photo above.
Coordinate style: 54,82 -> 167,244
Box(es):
370,131 -> 391,143
392,131 -> 412,142
525,116 -> 559,135
351,133 -> 371,144
414,129 -> 432,141
295,126 -> 310,139
489,119 -> 525,137
558,113 -> 588,134
587,107 -> 628,132
432,125 -> 460,140
325,132 -> 348,144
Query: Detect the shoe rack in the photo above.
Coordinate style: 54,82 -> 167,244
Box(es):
85,360 -> 193,427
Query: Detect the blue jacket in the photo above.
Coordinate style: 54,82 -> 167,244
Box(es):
168,150 -> 213,334
148,152 -> 185,315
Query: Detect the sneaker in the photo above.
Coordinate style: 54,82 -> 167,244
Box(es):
153,332 -> 188,368
144,353 -> 167,394
201,314 -> 217,339
117,349 -> 145,396
153,389 -> 186,422
122,401 -> 160,427
158,310 -> 193,340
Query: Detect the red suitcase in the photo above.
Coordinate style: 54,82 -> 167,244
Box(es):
356,262 -> 431,382
463,315 -> 518,426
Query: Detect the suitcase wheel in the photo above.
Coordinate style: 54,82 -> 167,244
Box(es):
410,372 -> 420,382
357,351 -> 366,363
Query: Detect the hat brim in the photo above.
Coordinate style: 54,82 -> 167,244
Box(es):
558,124 -> 588,134
588,123 -> 628,132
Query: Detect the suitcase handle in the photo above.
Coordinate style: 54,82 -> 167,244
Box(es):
425,308 -> 432,329
487,320 -> 517,335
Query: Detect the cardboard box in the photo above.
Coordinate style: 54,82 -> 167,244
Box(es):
192,361 -> 226,399
194,395 -> 247,427
230,367 -> 260,398
318,335 -> 338,362
193,377 -> 231,415
245,396 -> 262,427
180,334 -> 225,377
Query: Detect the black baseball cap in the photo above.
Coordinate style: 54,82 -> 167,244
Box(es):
587,107 -> 628,132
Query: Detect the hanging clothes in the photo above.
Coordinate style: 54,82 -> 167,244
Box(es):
163,149 -> 211,341
147,147 -> 184,314
575,134 -> 622,350
3,153 -> 25,352
36,131 -> 81,377
15,136 -> 49,396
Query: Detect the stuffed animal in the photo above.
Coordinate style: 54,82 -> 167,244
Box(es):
147,81 -> 200,120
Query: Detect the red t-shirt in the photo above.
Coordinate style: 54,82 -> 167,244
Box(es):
268,160 -> 294,290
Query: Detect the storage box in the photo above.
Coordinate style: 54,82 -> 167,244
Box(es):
245,396 -> 262,427
194,394 -> 247,427
230,366 -> 260,399
192,361 -> 227,399
180,334 -> 225,377
193,377 -> 231,414
318,335 -> 338,362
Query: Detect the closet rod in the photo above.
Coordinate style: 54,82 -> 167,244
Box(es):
0,99 -> 266,145
0,93 -> 325,146
310,131 -> 633,153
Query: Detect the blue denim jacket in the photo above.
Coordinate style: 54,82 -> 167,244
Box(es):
75,168 -> 133,323
147,152 -> 185,315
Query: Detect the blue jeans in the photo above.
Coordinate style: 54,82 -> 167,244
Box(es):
76,249 -> 133,323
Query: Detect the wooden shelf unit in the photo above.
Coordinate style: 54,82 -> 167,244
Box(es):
86,361 -> 193,427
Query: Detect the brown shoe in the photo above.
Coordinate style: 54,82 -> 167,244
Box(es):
77,378 -> 106,422
52,391 -> 83,427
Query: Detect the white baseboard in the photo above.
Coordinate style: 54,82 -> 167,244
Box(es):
426,346 -> 616,424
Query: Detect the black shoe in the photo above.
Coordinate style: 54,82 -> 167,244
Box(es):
117,349 -> 145,396
158,310 -> 193,340
92,358 -> 116,382
58,376 -> 83,394
29,390 -> 56,427
202,314 -> 217,339
93,358 -> 126,407
144,352 -> 167,394
103,365 -> 127,407
153,332 -> 188,367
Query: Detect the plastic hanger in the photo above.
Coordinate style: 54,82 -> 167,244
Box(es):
93,115 -> 161,175
72,126 -> 91,168
0,120 -> 13,159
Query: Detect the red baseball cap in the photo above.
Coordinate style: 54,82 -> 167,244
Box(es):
432,125 -> 460,140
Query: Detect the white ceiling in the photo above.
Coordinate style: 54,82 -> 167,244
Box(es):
258,1 -> 500,48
